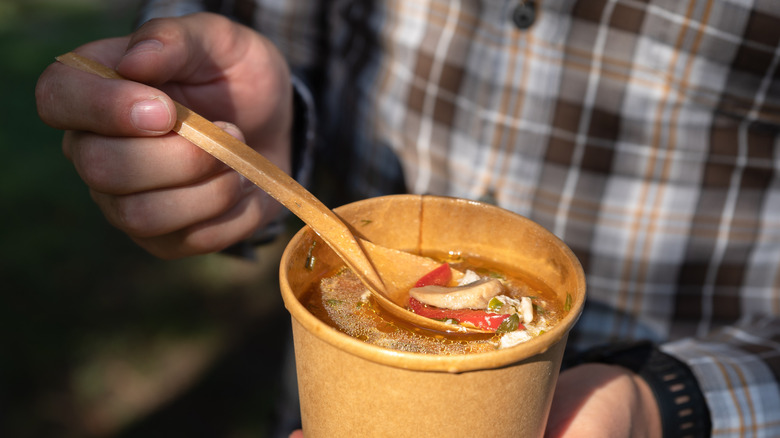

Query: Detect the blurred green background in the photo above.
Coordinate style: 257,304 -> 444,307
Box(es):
1,1 -> 296,436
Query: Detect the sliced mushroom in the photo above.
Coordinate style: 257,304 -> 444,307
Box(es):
409,278 -> 505,310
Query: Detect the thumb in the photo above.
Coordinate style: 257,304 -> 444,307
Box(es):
116,13 -> 248,86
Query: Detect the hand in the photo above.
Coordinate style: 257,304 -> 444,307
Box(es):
36,12 -> 293,258
545,363 -> 662,438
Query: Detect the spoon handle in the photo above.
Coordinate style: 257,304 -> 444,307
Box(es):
56,52 -> 385,291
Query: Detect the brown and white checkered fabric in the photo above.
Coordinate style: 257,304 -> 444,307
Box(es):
140,0 -> 780,435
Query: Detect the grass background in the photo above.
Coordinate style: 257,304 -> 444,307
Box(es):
1,1 -> 296,436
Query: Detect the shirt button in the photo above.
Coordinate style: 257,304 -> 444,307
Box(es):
512,1 -> 536,30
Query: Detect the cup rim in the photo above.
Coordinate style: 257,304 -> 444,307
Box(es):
279,195 -> 585,373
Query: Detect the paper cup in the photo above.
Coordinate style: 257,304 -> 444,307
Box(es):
279,195 -> 585,437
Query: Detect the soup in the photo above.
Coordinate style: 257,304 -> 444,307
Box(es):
302,253 -> 566,355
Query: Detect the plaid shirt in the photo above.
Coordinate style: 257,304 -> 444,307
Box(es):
141,0 -> 780,435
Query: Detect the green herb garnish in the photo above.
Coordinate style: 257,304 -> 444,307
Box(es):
488,297 -> 503,312
496,313 -> 521,333
564,293 -> 572,312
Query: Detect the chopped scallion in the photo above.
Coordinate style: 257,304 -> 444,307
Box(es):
488,297 -> 503,312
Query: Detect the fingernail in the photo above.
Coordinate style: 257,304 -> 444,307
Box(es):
125,39 -> 163,57
131,97 -> 172,133
215,121 -> 245,142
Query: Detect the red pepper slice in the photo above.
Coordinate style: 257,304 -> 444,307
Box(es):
414,263 -> 452,287
408,297 -> 514,332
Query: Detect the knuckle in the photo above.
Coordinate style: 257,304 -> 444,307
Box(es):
134,16 -> 186,43
111,196 -> 157,238
180,141 -> 220,176
72,140 -> 115,191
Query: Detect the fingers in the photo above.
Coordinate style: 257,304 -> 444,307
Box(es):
35,12 -> 294,259
68,117 -> 281,259
63,130 -> 227,195
116,13 -> 293,152
37,11 -> 291,156
92,170 -> 277,260
92,169 -> 250,238
35,14 -> 254,137
36,37 -> 176,137
132,191 -> 272,259
117,13 -> 248,85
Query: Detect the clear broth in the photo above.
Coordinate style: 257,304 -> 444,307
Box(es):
302,253 -> 564,355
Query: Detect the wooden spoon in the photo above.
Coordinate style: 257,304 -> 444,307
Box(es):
56,52 -> 487,334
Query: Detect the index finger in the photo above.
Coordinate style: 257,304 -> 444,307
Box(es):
36,39 -> 176,137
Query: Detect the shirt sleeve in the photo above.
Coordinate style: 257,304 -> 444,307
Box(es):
661,316 -> 780,437
136,0 -> 206,24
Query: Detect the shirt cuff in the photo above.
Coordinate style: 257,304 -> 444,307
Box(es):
661,318 -> 780,438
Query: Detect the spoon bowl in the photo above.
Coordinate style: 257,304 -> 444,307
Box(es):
57,52 -> 489,334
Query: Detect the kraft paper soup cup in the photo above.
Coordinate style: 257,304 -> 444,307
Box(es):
279,195 -> 585,438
